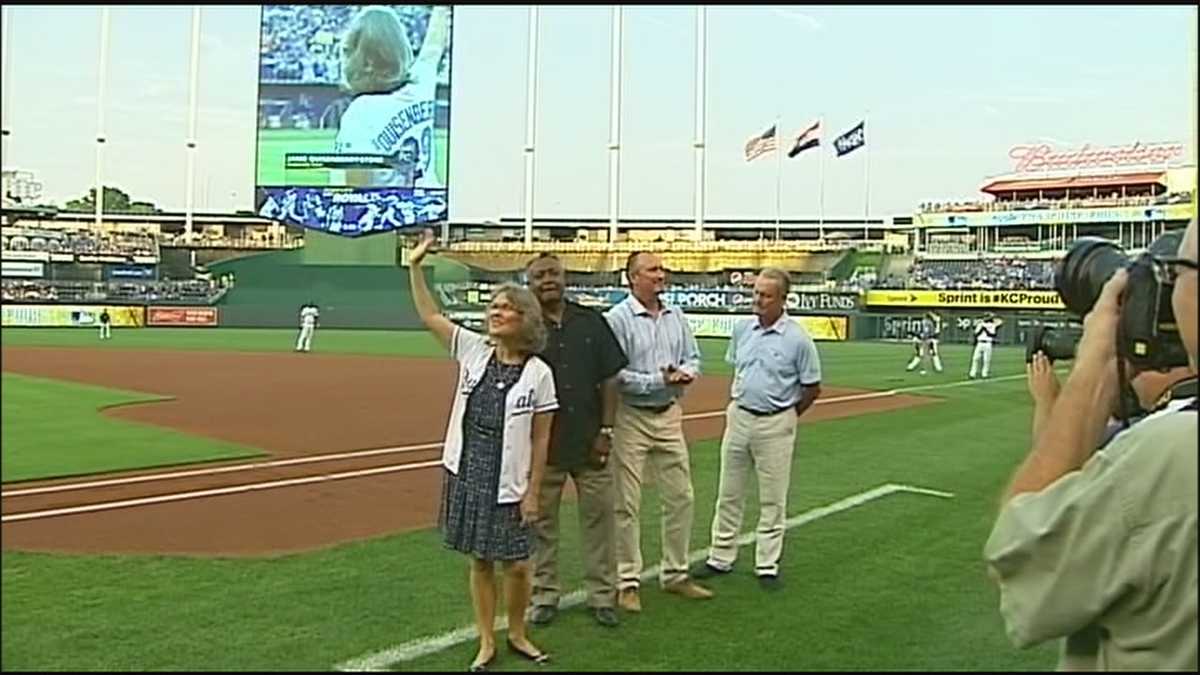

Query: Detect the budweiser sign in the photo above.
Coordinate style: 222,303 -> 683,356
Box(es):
1008,141 -> 1184,173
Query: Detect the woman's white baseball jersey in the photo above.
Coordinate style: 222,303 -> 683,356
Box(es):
333,60 -> 441,189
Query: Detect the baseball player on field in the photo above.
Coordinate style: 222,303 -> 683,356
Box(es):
332,5 -> 449,190
968,312 -> 1003,379
905,311 -> 944,375
99,308 -> 113,340
296,302 -> 320,352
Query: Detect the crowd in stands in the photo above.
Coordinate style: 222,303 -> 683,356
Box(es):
1,279 -> 227,305
448,239 -> 861,254
876,257 -> 1057,290
156,230 -> 303,249
260,5 -> 449,85
2,228 -> 157,259
919,191 -> 1193,214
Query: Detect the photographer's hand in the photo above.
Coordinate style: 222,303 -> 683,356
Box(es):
1004,271 -> 1127,504
1026,352 -> 1060,441
1074,269 -> 1127,368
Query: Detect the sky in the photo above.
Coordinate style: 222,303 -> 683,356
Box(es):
1,5 -> 1196,222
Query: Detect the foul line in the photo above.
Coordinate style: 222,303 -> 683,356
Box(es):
0,443 -> 444,498
334,482 -> 954,672
0,460 -> 444,523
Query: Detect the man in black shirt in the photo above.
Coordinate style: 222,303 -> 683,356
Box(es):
525,253 -> 629,628
99,309 -> 112,340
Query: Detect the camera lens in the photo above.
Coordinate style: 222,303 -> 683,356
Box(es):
1026,325 -> 1084,363
1055,237 -> 1128,317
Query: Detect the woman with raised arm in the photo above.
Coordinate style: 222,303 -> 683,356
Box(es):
408,230 -> 557,672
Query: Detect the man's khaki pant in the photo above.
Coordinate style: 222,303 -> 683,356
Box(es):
531,461 -> 617,609
706,403 -> 798,577
612,400 -> 695,589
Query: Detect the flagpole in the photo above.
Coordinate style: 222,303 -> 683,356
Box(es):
818,114 -> 826,240
774,116 -> 782,241
862,110 -> 870,242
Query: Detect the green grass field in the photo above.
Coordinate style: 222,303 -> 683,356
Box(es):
257,128 -> 450,187
1,373 -> 263,482
1,329 -> 1057,671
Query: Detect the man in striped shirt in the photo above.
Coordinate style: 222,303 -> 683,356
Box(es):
604,252 -> 714,612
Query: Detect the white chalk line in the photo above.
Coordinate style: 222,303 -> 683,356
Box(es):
0,443 -> 444,498
1,460 -> 444,523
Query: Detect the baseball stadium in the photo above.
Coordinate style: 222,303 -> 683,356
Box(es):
2,5 -> 1198,674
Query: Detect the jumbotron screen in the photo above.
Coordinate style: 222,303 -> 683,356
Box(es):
254,5 -> 452,236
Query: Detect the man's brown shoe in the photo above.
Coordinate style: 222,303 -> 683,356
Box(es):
618,588 -> 641,613
663,580 -> 714,600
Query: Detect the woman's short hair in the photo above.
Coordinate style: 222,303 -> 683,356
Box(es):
490,283 -> 546,354
341,6 -> 415,95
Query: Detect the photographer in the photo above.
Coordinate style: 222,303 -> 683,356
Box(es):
985,219 -> 1197,671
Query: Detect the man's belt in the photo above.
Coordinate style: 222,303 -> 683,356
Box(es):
633,402 -> 675,415
738,405 -> 789,417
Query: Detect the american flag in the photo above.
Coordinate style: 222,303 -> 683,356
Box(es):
744,124 -> 777,162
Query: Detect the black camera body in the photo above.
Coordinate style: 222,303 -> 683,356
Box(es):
1027,235 -> 1189,372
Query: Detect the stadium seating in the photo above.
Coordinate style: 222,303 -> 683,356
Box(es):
0,279 -> 226,305
918,191 -> 1193,214
875,257 -> 1057,290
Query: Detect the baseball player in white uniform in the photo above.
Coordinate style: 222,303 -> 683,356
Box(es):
969,312 -> 1003,379
332,6 -> 449,190
296,302 -> 320,352
905,312 -> 944,375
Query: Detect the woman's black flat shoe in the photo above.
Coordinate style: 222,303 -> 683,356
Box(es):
468,651 -> 496,672
507,639 -> 550,664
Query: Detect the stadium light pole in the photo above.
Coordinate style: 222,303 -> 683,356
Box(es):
185,5 -> 202,264
522,5 -> 540,247
693,6 -> 706,240
607,5 -> 623,245
95,6 -> 111,230
1,5 -> 12,202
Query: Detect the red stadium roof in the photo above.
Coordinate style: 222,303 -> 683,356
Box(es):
982,171 -> 1166,194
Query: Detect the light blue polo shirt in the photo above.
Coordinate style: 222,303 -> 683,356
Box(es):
727,313 -> 822,413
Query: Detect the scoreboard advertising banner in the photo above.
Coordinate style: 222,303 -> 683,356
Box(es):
866,289 -> 1065,310
1,305 -> 146,328
448,311 -> 849,341
255,5 -> 453,236
146,307 -> 219,327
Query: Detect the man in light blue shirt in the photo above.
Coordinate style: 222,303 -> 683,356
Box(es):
694,268 -> 822,591
605,251 -> 712,611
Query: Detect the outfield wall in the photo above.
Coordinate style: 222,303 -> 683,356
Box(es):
206,247 -> 430,329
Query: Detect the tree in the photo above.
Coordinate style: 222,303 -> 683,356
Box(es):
63,187 -> 161,214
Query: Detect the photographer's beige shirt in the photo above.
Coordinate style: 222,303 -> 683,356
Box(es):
985,402 -> 1197,671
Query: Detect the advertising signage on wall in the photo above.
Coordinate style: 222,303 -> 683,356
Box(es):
644,289 -> 861,313
866,289 -> 1065,310
914,203 -> 1193,228
1007,141 -> 1184,174
449,311 -> 849,341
